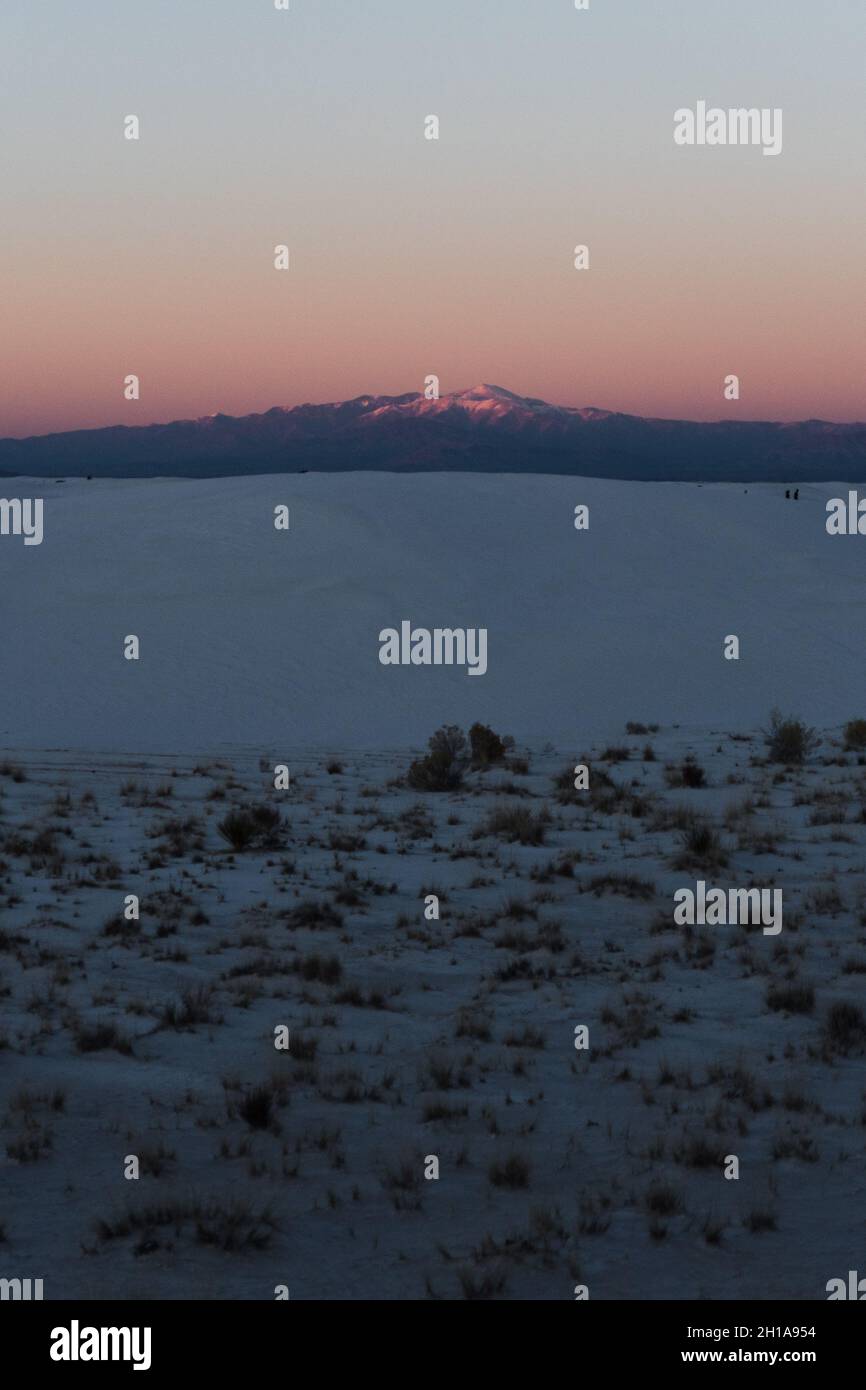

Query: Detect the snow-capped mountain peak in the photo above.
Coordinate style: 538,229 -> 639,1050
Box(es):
2,385 -> 864,482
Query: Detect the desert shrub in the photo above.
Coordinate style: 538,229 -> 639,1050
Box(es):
823,1001 -> 866,1054
333,985 -> 387,1010
290,1033 -> 318,1061
480,803 -> 548,845
328,830 -> 366,852
101,913 -> 139,938
534,920 -> 566,953
552,764 -> 577,794
806,884 -> 844,915
844,719 -> 866,751
456,1007 -> 493,1042
600,745 -> 630,763
469,722 -> 507,767
808,805 -> 845,826
676,820 -> 728,868
553,763 -> 622,806
148,815 -> 205,858
430,724 -> 468,763
743,1208 -> 777,1234
8,1087 -> 65,1116
407,725 -> 469,792
297,952 -> 342,985
504,1024 -> 545,1050
772,1130 -> 819,1163
194,1199 -> 276,1252
136,1142 -> 176,1177
666,757 -> 706,789
332,879 -> 362,907
681,759 -> 706,788
488,1153 -> 531,1189
588,873 -> 654,901
494,926 -> 532,951
673,1133 -> 724,1169
95,1197 -> 277,1252
458,1266 -> 509,1299
283,899 -> 344,931
651,801 -> 701,833
160,984 -> 217,1030
645,1184 -> 683,1217
419,1051 -> 471,1091
6,1127 -> 54,1163
381,1155 -> 423,1211
218,804 -> 284,851
764,708 -> 818,765
4,828 -> 58,863
247,803 -> 284,845
73,1020 -> 133,1055
601,993 -> 661,1045
706,1062 -> 772,1112
238,1085 -> 277,1131
765,980 -> 815,1015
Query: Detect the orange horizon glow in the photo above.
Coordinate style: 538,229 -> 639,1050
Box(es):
3,0 -> 864,439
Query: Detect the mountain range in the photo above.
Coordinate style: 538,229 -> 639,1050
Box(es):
2,384 -> 865,481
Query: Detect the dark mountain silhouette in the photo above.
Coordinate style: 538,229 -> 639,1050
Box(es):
2,384 -> 865,481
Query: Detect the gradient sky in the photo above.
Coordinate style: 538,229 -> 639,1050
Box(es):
1,0 -> 864,437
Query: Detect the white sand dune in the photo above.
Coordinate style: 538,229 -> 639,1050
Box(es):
0,472 -> 860,754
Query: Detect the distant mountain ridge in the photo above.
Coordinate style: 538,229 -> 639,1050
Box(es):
2,384 -> 865,481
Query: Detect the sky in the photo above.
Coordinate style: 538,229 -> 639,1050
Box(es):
1,0 -> 864,437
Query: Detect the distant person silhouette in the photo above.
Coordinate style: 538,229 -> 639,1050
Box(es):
794,488 -> 799,500
785,489 -> 790,499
